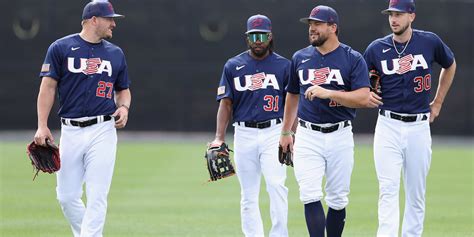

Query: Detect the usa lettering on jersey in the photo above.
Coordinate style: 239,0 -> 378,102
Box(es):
381,54 -> 428,75
234,72 -> 280,91
298,67 -> 345,86
67,57 -> 113,77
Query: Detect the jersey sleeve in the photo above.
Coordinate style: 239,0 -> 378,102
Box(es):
286,56 -> 300,94
350,54 -> 370,90
363,42 -> 377,71
39,42 -> 62,80
216,62 -> 234,102
114,53 -> 131,91
432,33 -> 455,69
283,59 -> 291,92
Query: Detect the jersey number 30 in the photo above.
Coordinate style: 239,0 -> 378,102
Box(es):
414,74 -> 431,93
263,95 -> 279,112
96,81 -> 113,99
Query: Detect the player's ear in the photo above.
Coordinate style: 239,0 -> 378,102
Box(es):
409,13 -> 416,22
329,23 -> 338,34
90,16 -> 98,25
268,33 -> 273,41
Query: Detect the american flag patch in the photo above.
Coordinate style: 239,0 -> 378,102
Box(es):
249,72 -> 266,91
41,64 -> 50,72
217,86 -> 225,95
311,67 -> 330,85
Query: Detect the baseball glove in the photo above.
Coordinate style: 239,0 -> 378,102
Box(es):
204,143 -> 235,181
26,140 -> 61,180
278,144 -> 293,167
369,69 -> 382,95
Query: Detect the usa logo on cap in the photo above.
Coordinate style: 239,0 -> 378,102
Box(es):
300,5 -> 339,25
245,14 -> 272,34
382,0 -> 416,14
310,7 -> 320,17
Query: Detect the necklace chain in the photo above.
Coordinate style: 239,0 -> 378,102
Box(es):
392,33 -> 412,58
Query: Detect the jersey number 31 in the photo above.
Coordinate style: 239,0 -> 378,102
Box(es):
263,95 -> 279,112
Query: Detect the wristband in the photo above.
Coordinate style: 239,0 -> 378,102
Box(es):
281,131 -> 294,136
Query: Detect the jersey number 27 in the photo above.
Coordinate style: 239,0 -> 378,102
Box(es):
96,81 -> 113,99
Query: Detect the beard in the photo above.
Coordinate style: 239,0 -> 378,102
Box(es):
392,23 -> 410,36
97,27 -> 113,39
249,44 -> 270,58
310,34 -> 328,47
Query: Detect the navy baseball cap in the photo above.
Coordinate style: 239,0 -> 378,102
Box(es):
300,5 -> 339,24
382,0 -> 416,14
245,15 -> 272,34
82,0 -> 124,20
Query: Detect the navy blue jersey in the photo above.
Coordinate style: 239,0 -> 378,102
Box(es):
216,51 -> 290,122
364,29 -> 454,113
287,43 -> 369,124
39,33 -> 130,118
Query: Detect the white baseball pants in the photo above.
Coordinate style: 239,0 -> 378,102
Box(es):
293,122 -> 354,210
57,119 -> 117,237
374,114 -> 432,237
233,123 -> 288,237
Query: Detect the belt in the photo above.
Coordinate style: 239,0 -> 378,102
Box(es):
299,120 -> 351,133
236,118 -> 282,129
61,115 -> 113,127
379,109 -> 428,122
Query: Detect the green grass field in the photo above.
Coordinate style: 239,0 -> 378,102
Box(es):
1,141 -> 472,237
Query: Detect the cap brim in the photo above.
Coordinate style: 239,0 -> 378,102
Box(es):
245,29 -> 271,34
299,17 -> 326,24
381,8 -> 406,14
103,13 -> 125,18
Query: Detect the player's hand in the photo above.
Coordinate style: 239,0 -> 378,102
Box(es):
209,139 -> 224,147
366,92 -> 383,108
34,127 -> 54,146
112,106 -> 129,129
304,85 -> 332,101
279,133 -> 294,153
429,101 -> 442,123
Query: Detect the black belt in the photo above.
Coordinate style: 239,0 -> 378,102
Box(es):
299,120 -> 350,133
379,109 -> 428,122
61,115 -> 113,127
237,118 -> 282,129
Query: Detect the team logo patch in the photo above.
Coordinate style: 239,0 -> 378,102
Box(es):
298,67 -> 345,86
41,64 -> 50,72
233,73 -> 280,91
217,86 -> 225,95
67,57 -> 113,77
380,54 -> 428,75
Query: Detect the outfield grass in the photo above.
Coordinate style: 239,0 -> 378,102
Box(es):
1,141 -> 472,237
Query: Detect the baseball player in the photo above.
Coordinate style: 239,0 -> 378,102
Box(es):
33,1 -> 131,236
363,0 -> 456,236
210,14 -> 290,237
279,5 -> 380,237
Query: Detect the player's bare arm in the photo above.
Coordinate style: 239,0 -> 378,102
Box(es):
211,98 -> 232,146
279,93 -> 299,152
34,77 -> 57,146
430,59 -> 456,123
305,86 -> 371,108
113,89 -> 131,129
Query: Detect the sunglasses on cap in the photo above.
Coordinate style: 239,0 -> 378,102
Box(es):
247,33 -> 270,43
